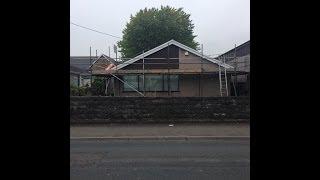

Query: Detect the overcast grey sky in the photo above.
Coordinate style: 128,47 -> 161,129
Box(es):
70,0 -> 249,57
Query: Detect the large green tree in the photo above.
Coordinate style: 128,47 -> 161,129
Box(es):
118,6 -> 199,59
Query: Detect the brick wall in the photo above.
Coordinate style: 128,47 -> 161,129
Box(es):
70,97 -> 250,124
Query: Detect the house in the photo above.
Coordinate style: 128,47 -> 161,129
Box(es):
70,56 -> 94,87
70,65 -> 88,87
90,39 -> 235,97
217,40 -> 250,96
89,54 -> 118,72
89,54 -> 118,95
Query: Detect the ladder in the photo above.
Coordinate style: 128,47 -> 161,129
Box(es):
219,57 -> 229,97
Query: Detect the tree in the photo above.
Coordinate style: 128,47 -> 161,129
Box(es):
118,6 -> 199,59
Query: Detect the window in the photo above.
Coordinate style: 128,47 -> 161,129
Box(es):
169,75 -> 179,91
145,75 -> 163,91
138,75 -> 163,91
164,75 -> 179,91
123,74 -> 179,92
138,75 -> 144,91
123,75 -> 138,91
163,75 -> 168,91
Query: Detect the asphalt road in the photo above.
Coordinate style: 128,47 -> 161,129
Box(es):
70,139 -> 250,180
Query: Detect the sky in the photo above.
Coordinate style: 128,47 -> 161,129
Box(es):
70,0 -> 250,58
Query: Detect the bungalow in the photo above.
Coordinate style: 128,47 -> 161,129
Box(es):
90,39 -> 240,97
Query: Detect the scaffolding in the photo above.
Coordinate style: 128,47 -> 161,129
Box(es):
92,64 -> 245,97
89,45 -> 248,97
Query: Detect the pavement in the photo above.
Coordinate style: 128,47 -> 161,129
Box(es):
70,122 -> 250,139
70,138 -> 250,180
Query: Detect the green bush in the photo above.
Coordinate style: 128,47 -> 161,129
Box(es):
70,77 -> 108,96
70,85 -> 78,96
89,77 -> 106,96
70,85 -> 89,96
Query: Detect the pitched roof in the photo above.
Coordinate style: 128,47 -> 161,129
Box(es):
114,39 -> 233,70
70,65 -> 86,74
217,40 -> 250,60
89,54 -> 117,69
70,56 -> 96,72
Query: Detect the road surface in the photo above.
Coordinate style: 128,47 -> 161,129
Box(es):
70,139 -> 250,180
71,123 -> 250,137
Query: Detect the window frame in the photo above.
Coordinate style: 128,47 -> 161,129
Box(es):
167,74 -> 179,92
122,75 -> 139,92
122,74 -> 180,92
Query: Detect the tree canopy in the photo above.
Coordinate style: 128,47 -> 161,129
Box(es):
117,6 -> 199,59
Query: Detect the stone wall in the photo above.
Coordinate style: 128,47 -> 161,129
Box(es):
70,97 -> 250,124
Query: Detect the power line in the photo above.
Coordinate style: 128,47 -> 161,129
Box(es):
70,21 -> 122,39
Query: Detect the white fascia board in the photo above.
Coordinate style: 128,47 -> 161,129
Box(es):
113,39 -> 233,70
114,40 -> 172,70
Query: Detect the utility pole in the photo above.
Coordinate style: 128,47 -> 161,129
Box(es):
108,46 -> 110,57
96,49 -> 97,57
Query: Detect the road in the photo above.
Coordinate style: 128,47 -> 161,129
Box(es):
70,139 -> 250,180
70,123 -> 250,137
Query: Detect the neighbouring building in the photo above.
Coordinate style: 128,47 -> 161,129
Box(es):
70,65 -> 88,87
90,39 -> 246,97
217,40 -> 250,96
70,56 -> 94,87
89,54 -> 118,95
